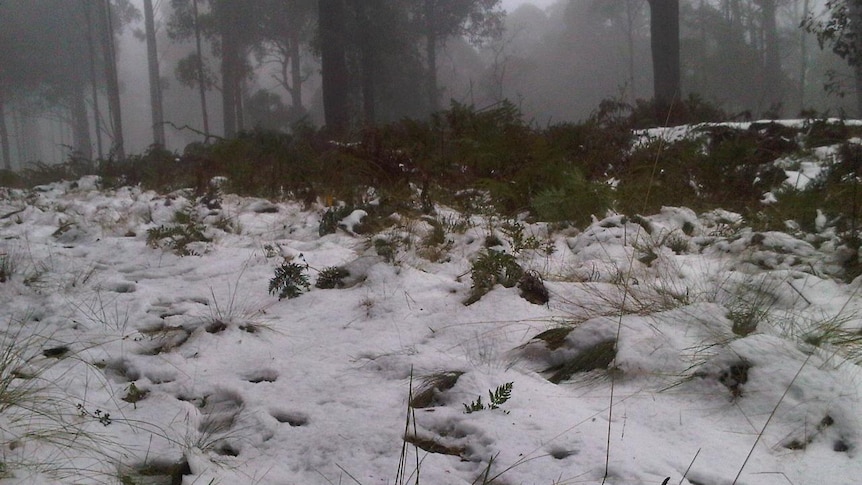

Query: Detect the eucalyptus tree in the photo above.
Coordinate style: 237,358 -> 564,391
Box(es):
168,0 -> 265,137
0,0 -> 137,165
412,0 -> 505,111
648,0 -> 681,122
804,0 -> 862,117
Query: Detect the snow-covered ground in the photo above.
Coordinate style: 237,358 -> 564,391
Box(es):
1,160 -> 862,484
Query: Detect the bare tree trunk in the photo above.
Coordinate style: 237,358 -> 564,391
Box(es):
625,2 -> 638,103
425,0 -> 439,112
0,90 -> 10,171
850,0 -> 862,118
648,0 -> 681,123
319,0 -> 350,133
288,29 -> 304,111
144,0 -> 165,146
84,1 -> 104,159
70,78 -> 93,160
761,0 -> 782,115
192,0 -> 211,141
799,0 -> 810,111
355,0 -> 376,124
100,0 -> 125,159
220,43 -> 237,137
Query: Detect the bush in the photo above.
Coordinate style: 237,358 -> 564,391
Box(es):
146,206 -> 211,256
466,250 -> 524,305
269,262 -> 310,300
532,169 -> 612,225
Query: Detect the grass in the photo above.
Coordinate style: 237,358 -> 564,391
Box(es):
0,315 -> 122,481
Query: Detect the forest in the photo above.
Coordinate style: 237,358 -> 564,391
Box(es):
1,0 -> 862,170
7,3 -> 862,484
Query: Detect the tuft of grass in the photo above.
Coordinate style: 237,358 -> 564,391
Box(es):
0,317 -> 121,480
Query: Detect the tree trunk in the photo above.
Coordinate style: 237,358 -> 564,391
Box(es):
0,91 -> 10,171
100,0 -> 125,159
144,0 -> 166,146
850,0 -> 862,118
355,0 -> 376,124
192,0 -> 211,141
648,0 -> 681,124
761,0 -> 782,115
425,0 -> 439,112
288,29 -> 304,111
319,0 -> 350,133
799,0 -> 810,111
84,1 -> 104,159
218,1 -> 239,138
70,78 -> 93,160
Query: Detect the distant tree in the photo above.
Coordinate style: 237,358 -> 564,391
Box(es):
803,0 -> 862,117
256,0 -> 316,122
318,0 -> 350,132
648,0 -> 681,123
168,0 -> 262,137
0,0 -> 138,164
413,0 -> 505,111
144,0 -> 166,146
99,0 -> 129,159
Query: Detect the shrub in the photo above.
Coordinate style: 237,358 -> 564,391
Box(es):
466,250 -> 524,305
146,206 -> 211,256
315,266 -> 350,289
532,169 -> 612,226
269,262 -> 310,300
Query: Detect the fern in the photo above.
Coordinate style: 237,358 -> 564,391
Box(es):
466,250 -> 524,305
488,382 -> 513,409
463,382 -> 513,413
146,206 -> 211,256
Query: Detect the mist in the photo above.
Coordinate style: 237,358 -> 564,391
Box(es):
0,0 -> 854,167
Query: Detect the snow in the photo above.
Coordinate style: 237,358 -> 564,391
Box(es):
2,150 -> 862,484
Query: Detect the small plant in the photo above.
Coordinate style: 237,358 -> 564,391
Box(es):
466,250 -> 524,305
122,383 -> 147,409
463,382 -> 513,413
315,266 -> 350,289
269,261 -> 310,299
146,206 -> 211,256
262,243 -> 280,258
76,403 -> 113,426
373,237 -> 399,263
501,221 -> 543,254
319,205 -> 355,236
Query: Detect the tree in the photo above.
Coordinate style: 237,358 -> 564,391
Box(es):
0,1 -> 138,166
256,0 -> 316,122
168,0 -> 261,138
413,0 -> 504,111
319,0 -> 350,132
100,0 -> 126,159
758,0 -> 784,112
804,0 -> 862,117
648,0 -> 681,122
144,0 -> 166,146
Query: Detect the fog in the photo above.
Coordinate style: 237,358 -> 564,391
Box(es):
0,0 -> 854,167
